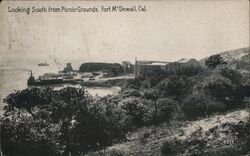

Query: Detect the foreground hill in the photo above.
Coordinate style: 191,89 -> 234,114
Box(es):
86,109 -> 250,156
85,47 -> 250,156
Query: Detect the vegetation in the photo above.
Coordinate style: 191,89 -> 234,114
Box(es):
1,49 -> 250,155
1,87 -> 128,156
205,54 -> 227,69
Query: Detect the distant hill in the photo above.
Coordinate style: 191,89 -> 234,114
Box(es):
200,47 -> 250,71
201,47 -> 249,63
218,47 -> 250,62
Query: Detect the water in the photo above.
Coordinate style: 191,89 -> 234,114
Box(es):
0,64 -> 120,113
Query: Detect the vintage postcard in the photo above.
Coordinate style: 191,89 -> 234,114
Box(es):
0,0 -> 249,156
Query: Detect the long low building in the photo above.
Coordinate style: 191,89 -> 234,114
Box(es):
134,59 -> 169,77
134,58 -> 201,78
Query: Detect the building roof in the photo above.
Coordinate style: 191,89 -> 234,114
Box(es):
136,58 -> 199,66
177,58 -> 199,64
137,60 -> 169,65
177,58 -> 191,63
151,62 -> 169,66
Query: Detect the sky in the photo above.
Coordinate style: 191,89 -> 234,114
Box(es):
0,0 -> 249,65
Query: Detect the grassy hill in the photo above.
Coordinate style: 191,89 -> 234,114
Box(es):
200,47 -> 250,66
219,47 -> 250,62
86,110 -> 250,156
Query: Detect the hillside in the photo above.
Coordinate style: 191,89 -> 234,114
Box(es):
85,47 -> 250,156
200,47 -> 250,65
219,47 -> 250,61
86,109 -> 250,156
2,47 -> 250,156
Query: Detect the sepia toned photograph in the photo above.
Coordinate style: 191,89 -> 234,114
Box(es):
0,0 -> 249,156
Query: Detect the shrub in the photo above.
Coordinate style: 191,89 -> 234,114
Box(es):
202,72 -> 249,110
205,54 -> 227,69
216,66 -> 242,84
138,130 -> 151,144
1,117 -> 61,156
236,53 -> 250,71
236,79 -> 250,100
202,74 -> 235,102
119,97 -> 148,127
157,76 -> 189,100
108,149 -> 125,156
157,98 -> 178,122
161,138 -> 186,155
182,92 -> 225,119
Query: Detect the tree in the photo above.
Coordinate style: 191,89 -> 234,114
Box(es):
182,92 -> 224,119
158,76 -> 188,100
202,74 -> 235,102
2,87 -> 129,156
205,54 -> 227,69
2,87 -> 91,156
71,98 -> 127,154
1,113 -> 61,156
120,98 -> 147,127
4,87 -> 53,118
143,89 -> 160,124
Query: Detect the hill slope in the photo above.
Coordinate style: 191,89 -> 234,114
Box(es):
86,109 -> 250,156
85,47 -> 250,156
200,47 -> 250,65
219,47 -> 250,62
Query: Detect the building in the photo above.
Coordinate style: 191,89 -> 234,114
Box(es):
165,58 -> 201,75
122,61 -> 134,73
134,58 -> 169,78
134,58 -> 201,78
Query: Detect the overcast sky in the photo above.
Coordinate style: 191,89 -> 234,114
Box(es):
0,0 -> 249,64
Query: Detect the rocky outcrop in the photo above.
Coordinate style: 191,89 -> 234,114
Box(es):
79,62 -> 123,76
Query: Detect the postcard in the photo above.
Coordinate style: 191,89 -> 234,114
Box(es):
0,0 -> 249,156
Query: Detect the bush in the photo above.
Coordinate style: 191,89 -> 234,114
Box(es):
157,98 -> 178,122
182,92 -> 225,119
119,97 -> 148,127
205,54 -> 227,69
216,66 -> 242,84
157,76 -> 189,100
236,53 -> 250,71
202,72 -> 249,110
161,138 -> 186,155
202,74 -> 235,102
1,117 -> 61,156
236,79 -> 250,100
